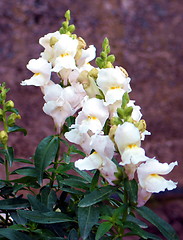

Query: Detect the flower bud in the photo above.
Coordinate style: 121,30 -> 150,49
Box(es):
5,100 -> 14,109
0,109 -> 3,117
7,113 -> 21,127
0,130 -> 8,145
50,37 -> 58,47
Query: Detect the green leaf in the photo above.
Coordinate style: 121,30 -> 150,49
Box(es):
63,152 -> 71,164
0,198 -> 30,210
34,135 -> 59,184
90,170 -> 100,191
8,125 -> 27,136
78,206 -> 99,239
74,167 -> 92,182
136,206 -> 179,240
40,187 -> 57,210
59,178 -> 89,190
61,187 -> 84,195
127,215 -> 148,228
124,178 -> 138,205
13,158 -> 33,164
11,176 -> 40,188
78,186 -> 115,207
95,221 -> 113,240
27,194 -> 49,212
4,147 -> 14,167
123,221 -> 161,240
11,167 -> 38,177
17,210 -> 73,224
0,229 -> 32,240
0,156 -> 4,164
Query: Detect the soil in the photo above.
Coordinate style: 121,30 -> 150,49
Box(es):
0,0 -> 183,238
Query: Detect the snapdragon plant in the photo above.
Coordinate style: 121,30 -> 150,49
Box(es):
0,10 -> 179,240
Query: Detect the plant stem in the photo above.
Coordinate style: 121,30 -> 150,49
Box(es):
50,140 -> 60,188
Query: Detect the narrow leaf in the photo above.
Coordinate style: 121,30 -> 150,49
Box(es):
136,206 -> 179,240
78,186 -> 115,207
78,206 -> 99,239
34,135 -> 59,184
8,125 -> 27,136
0,229 -> 32,240
17,210 -> 73,224
0,198 -> 30,210
95,221 -> 113,240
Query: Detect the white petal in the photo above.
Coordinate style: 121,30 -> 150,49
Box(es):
75,152 -> 102,170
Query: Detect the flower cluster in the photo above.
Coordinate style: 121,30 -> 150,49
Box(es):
21,10 -> 177,206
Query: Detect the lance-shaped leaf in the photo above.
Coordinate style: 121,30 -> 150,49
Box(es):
8,125 -> 27,136
17,210 -> 73,224
34,135 -> 59,184
95,221 -> 113,240
78,205 -> 99,239
0,198 -> 30,210
78,186 -> 115,207
124,178 -> 138,205
0,229 -> 32,240
136,206 -> 179,240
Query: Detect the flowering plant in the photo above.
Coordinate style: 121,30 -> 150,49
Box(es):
0,10 -> 179,240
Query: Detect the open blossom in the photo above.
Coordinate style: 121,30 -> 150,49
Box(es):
96,66 -> 131,105
75,97 -> 109,134
76,45 -> 96,67
75,135 -> 117,185
21,58 -> 52,87
137,159 -> 178,206
114,122 -> 148,179
51,34 -> 78,72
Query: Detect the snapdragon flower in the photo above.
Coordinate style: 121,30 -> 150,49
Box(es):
96,66 -> 131,105
137,159 -> 178,206
75,134 -> 117,185
21,58 -> 52,87
76,45 -> 96,67
75,97 -> 109,134
114,122 -> 148,179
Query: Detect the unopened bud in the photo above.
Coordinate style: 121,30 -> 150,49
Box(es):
0,109 -> 3,116
0,130 -> 8,145
5,100 -> 14,109
88,68 -> 98,80
50,37 -> 58,47
7,113 -> 21,127
110,117 -> 122,126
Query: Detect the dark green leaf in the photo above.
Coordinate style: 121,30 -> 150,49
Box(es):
59,178 -> 89,190
8,125 -> 27,136
8,108 -> 19,114
78,206 -> 99,239
13,158 -> 33,164
27,194 -> 49,212
0,156 -> 4,164
60,187 -> 84,195
127,215 -> 148,228
0,198 -> 30,210
11,176 -> 40,188
34,135 -> 59,184
68,145 -> 86,156
78,186 -> 115,207
40,187 -> 57,210
74,167 -> 92,182
11,167 -> 38,177
17,210 -> 73,224
136,206 -> 179,240
63,152 -> 71,164
90,170 -> 100,191
123,221 -> 161,240
4,147 -> 14,167
124,178 -> 138,205
0,229 -> 32,240
95,221 -> 113,240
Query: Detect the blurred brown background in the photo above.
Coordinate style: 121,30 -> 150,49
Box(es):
0,0 -> 183,238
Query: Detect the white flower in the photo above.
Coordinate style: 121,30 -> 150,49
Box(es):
114,122 -> 148,179
75,135 -> 117,185
75,98 -> 109,134
137,159 -> 178,206
96,66 -> 131,105
51,34 -> 78,72
76,45 -> 96,67
21,58 -> 52,87
65,128 -> 92,155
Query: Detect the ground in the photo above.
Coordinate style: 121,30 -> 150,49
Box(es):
0,0 -> 183,238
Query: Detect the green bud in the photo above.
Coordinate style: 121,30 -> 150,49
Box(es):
0,130 -> 8,145
68,24 -> 75,33
7,113 -> 21,127
100,52 -> 107,59
50,37 -> 58,47
136,119 -> 146,132
5,100 -> 14,110
62,21 -> 68,29
117,108 -> 124,119
121,92 -> 130,108
105,62 -> 113,68
95,57 -> 103,68
124,106 -> 133,118
110,117 -> 122,126
88,68 -> 99,80
65,10 -> 71,21
102,37 -> 109,49
107,54 -> 115,63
